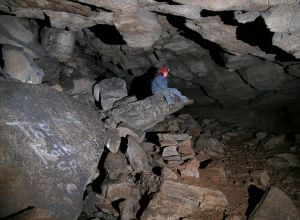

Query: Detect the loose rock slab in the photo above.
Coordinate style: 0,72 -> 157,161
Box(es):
249,187 -> 300,220
142,180 -> 228,219
0,81 -> 105,219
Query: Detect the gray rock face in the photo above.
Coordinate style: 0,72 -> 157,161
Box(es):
2,45 -> 45,84
249,187 -> 300,220
125,136 -> 152,173
41,27 -> 75,62
0,81 -> 105,219
93,77 -> 128,110
113,11 -> 161,48
109,95 -> 185,131
0,15 -> 45,58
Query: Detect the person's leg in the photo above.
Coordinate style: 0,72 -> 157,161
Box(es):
160,89 -> 174,105
168,88 -> 188,101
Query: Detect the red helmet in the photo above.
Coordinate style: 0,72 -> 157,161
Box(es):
159,66 -> 169,74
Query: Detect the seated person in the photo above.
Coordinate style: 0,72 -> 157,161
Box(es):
151,66 -> 191,105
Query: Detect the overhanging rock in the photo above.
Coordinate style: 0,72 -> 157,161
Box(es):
0,80 -> 106,219
108,95 -> 185,131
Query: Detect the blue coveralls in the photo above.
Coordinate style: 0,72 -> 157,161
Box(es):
151,74 -> 187,105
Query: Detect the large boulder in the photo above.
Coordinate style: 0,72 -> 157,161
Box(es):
108,95 -> 185,131
0,80 -> 106,219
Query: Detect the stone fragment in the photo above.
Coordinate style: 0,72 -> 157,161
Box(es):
0,15 -> 45,58
178,139 -> 194,155
71,78 -> 95,96
163,155 -> 182,161
2,45 -> 44,84
258,134 -> 289,150
138,174 -> 162,195
273,153 -> 300,168
41,27 -> 75,62
113,11 -> 161,48
101,179 -> 140,202
158,133 -> 191,141
105,128 -> 121,153
104,152 -> 133,179
112,95 -> 137,108
45,10 -> 113,31
117,122 -> 145,143
161,167 -> 178,180
234,11 -> 260,23
141,180 -> 228,219
83,192 -> 107,216
168,160 -> 184,167
250,170 -> 270,189
177,159 -> 200,178
249,187 -> 300,220
160,139 -> 178,147
119,198 -> 140,220
125,136 -> 152,173
141,142 -> 155,152
255,131 -> 268,140
108,94 -> 185,131
162,146 -> 180,157
0,81 -> 105,219
172,0 -> 298,11
196,137 -> 225,158
93,77 -> 127,110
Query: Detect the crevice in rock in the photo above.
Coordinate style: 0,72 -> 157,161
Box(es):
279,63 -> 300,81
165,14 -> 226,67
235,70 -> 258,90
69,0 -> 112,12
89,24 -> 126,45
245,185 -> 265,217
90,148 -> 109,193
236,16 -> 296,62
200,10 -> 239,26
136,192 -> 155,219
1,206 -> 35,220
199,158 -> 212,169
153,0 -> 181,5
145,132 -> 160,146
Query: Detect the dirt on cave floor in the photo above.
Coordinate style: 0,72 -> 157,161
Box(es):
187,136 -> 300,220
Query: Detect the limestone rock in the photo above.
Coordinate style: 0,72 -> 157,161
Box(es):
108,94 -> 185,131
104,152 -> 133,179
141,180 -> 228,219
172,0 -> 298,11
161,167 -> 178,180
41,27 -> 75,62
117,122 -> 145,143
196,137 -> 225,158
177,159 -> 200,178
249,187 -> 300,220
2,45 -> 44,84
162,146 -> 179,157
101,179 -> 140,202
0,81 -> 105,219
93,77 -> 128,110
119,197 -> 140,220
125,136 -> 152,173
105,128 -> 121,153
45,10 -> 113,31
158,133 -> 191,141
113,11 -> 161,48
0,15 -> 45,58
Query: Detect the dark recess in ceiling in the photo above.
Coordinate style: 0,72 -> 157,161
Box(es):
166,14 -> 226,66
236,16 -> 296,62
201,10 -> 239,26
89,24 -> 126,45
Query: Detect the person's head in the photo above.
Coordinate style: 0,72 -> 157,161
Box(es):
159,66 -> 169,77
